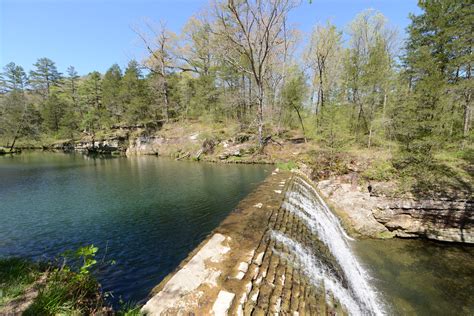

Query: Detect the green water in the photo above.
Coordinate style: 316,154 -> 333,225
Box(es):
355,238 -> 474,315
0,152 -> 271,305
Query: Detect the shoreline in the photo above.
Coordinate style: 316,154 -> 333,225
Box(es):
5,149 -> 473,245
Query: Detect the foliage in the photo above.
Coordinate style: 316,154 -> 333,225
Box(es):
0,245 -> 141,315
29,57 -> 62,98
280,68 -> 308,138
362,160 -> 397,182
23,245 -> 101,315
314,104 -> 353,152
24,268 -> 100,316
0,258 -> 44,306
276,161 -> 298,171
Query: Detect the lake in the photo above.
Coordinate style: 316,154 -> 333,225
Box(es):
0,152 -> 271,305
1,152 -> 473,314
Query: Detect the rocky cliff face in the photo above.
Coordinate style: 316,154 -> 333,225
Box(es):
373,199 -> 473,243
317,178 -> 474,244
126,136 -> 165,155
74,136 -> 128,154
46,122 -> 165,155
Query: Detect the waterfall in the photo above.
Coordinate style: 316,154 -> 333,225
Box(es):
272,175 -> 385,316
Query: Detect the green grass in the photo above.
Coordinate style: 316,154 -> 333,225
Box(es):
0,258 -> 44,307
23,268 -> 102,316
276,161 -> 297,171
1,254 -> 144,315
117,301 -> 143,316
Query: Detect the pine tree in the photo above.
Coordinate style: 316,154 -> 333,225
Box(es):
29,58 -> 62,98
102,64 -> 123,123
121,60 -> 150,123
395,0 -> 472,166
41,94 -> 66,132
1,62 -> 28,92
0,63 -> 40,149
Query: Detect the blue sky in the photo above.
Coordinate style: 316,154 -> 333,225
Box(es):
1,0 -> 421,75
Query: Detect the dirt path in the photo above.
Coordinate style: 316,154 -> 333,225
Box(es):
0,273 -> 47,315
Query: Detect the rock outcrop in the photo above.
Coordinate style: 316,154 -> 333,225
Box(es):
317,178 -> 474,244
75,136 -> 128,154
126,136 -> 165,155
317,180 -> 392,239
373,199 -> 473,243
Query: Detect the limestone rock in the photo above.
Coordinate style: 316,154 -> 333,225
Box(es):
318,178 -> 474,243
254,252 -> 265,266
212,291 -> 235,316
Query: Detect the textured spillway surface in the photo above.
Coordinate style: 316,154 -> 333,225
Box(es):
144,171 -> 385,315
278,175 -> 385,315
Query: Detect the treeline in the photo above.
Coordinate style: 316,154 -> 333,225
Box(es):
0,0 -> 471,166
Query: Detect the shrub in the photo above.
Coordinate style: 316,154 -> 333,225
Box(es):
276,161 -> 297,171
362,160 -> 397,182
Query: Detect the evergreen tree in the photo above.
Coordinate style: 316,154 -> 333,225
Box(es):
102,64 -> 123,123
65,66 -> 80,108
0,63 -> 40,149
42,94 -> 67,132
1,62 -> 28,92
395,0 -> 472,166
29,58 -> 62,98
79,71 -> 103,131
81,71 -> 102,110
121,60 -> 151,122
281,68 -> 308,139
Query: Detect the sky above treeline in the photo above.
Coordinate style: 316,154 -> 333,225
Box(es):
1,0 -> 421,75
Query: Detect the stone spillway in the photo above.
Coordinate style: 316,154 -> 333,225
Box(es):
142,170 -> 384,315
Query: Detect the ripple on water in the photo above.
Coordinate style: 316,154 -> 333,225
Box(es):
0,153 -> 270,306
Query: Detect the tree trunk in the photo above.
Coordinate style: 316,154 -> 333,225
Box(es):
163,80 -> 169,122
9,134 -> 18,152
257,85 -> 264,150
368,125 -> 372,148
293,105 -> 306,142
319,67 -> 324,110
463,92 -> 471,138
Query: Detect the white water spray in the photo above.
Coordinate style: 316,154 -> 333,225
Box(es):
275,175 -> 385,315
271,230 -> 363,315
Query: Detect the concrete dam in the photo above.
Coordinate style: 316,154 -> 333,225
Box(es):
141,169 -> 384,315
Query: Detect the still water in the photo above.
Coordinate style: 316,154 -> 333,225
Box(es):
0,152 -> 270,305
355,238 -> 474,315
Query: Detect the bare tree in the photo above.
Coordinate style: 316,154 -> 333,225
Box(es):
178,15 -> 214,76
212,0 -> 300,148
133,21 -> 176,121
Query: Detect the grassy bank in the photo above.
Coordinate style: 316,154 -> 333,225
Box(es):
0,249 -> 141,315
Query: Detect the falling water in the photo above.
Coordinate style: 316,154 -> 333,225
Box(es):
272,174 -> 385,315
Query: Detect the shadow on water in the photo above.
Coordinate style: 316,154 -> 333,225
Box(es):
354,238 -> 474,316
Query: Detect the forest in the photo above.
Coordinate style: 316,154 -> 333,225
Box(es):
1,0 -> 472,180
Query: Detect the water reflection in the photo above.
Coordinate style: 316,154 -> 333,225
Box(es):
354,238 -> 474,315
0,152 -> 270,306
